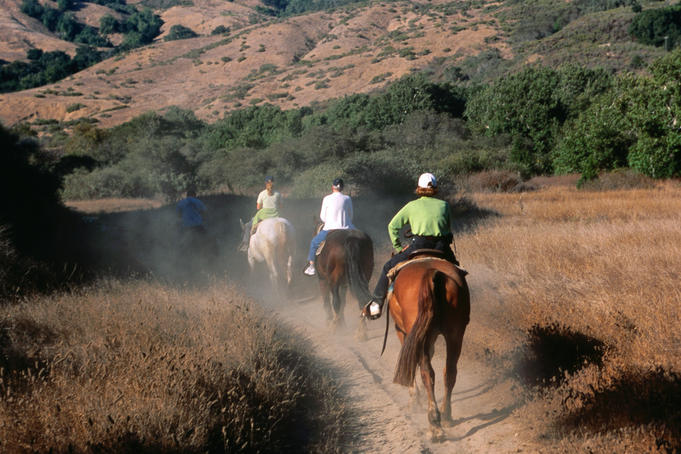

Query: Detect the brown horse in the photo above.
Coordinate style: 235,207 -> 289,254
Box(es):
315,229 -> 374,338
389,258 -> 470,442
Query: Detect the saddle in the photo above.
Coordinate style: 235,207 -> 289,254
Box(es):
386,249 -> 468,283
314,229 -> 357,256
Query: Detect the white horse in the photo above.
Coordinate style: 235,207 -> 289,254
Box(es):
239,217 -> 296,290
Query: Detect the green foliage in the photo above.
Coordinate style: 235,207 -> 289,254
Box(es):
57,0 -> 74,12
465,65 -> 614,174
140,0 -> 193,8
552,92 -> 633,179
204,104 -> 308,150
164,24 -> 199,41
629,5 -> 681,48
501,0 -> 629,44
309,75 -> 468,131
99,14 -> 119,35
211,25 -> 230,35
290,163 -> 344,197
623,52 -> 681,177
553,51 -> 681,180
0,48 -> 103,93
20,0 -> 43,17
120,9 -> 164,48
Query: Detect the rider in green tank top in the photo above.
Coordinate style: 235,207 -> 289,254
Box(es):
251,176 -> 281,233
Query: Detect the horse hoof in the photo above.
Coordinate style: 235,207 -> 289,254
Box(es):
441,416 -> 455,427
430,427 -> 446,443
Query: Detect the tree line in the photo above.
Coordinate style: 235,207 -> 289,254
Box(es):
14,50 -> 673,201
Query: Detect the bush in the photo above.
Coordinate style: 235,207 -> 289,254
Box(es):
629,5 -> 681,48
164,24 -> 198,41
552,92 -> 633,180
290,163 -> 343,197
210,25 -> 230,35
466,65 -> 613,176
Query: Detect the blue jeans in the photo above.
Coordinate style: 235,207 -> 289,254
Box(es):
308,229 -> 329,262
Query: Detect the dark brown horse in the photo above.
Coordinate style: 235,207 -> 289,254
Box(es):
389,258 -> 469,442
315,229 -> 374,338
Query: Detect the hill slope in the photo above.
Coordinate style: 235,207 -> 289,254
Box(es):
0,0 -> 509,127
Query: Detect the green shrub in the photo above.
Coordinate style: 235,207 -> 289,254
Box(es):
66,103 -> 85,113
552,93 -> 633,179
629,5 -> 681,48
164,24 -> 198,41
466,64 -> 613,175
211,25 -> 230,35
290,163 -> 344,197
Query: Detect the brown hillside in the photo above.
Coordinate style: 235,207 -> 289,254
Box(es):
0,0 -> 511,127
0,0 -> 79,61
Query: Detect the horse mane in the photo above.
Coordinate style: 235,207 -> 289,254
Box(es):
393,269 -> 446,387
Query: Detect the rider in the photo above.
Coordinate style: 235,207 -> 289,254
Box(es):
176,186 -> 207,234
362,172 -> 458,319
303,177 -> 355,276
250,175 -> 281,234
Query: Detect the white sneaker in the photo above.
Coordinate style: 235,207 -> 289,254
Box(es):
303,264 -> 316,276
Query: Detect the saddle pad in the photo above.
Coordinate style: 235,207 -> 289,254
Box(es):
386,257 -> 468,283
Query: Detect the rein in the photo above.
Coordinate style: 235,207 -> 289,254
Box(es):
380,298 -> 390,356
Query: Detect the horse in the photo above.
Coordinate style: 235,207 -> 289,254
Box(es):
315,229 -> 374,339
388,257 -> 469,442
239,217 -> 296,291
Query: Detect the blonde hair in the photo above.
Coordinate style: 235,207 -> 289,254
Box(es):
415,186 -> 438,197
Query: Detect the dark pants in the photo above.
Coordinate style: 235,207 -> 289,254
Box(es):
372,234 -> 457,301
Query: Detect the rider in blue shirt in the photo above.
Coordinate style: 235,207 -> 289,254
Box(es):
177,188 -> 207,233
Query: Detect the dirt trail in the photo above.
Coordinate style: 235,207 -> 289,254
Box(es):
267,264 -> 532,453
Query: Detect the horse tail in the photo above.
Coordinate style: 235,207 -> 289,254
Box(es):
344,232 -> 374,308
393,269 -> 446,387
275,221 -> 293,284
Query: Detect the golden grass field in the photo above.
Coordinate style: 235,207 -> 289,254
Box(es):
2,180 -> 681,451
458,181 -> 681,452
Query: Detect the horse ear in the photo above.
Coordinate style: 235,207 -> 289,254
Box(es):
239,218 -> 244,229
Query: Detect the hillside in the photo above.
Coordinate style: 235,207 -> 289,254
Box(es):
0,0 -> 668,128
1,0 -> 507,127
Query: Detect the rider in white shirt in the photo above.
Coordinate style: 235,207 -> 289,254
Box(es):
304,178 -> 354,276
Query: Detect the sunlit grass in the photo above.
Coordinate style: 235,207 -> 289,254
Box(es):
0,280 -> 345,452
457,182 -> 681,451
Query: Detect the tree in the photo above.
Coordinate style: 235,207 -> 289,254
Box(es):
99,14 -> 119,34
629,5 -> 681,48
20,0 -> 44,17
57,0 -> 74,11
465,65 -> 613,175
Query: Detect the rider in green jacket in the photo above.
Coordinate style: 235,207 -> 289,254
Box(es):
362,172 -> 458,319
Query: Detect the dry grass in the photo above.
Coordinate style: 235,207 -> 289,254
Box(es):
458,181 -> 681,451
0,280 -> 346,452
4,181 -> 681,451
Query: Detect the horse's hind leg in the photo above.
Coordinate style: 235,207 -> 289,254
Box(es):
420,338 -> 445,442
330,285 -> 343,332
319,281 -> 333,324
441,326 -> 465,426
338,284 -> 348,328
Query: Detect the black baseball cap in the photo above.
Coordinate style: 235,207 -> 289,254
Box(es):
332,178 -> 344,190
